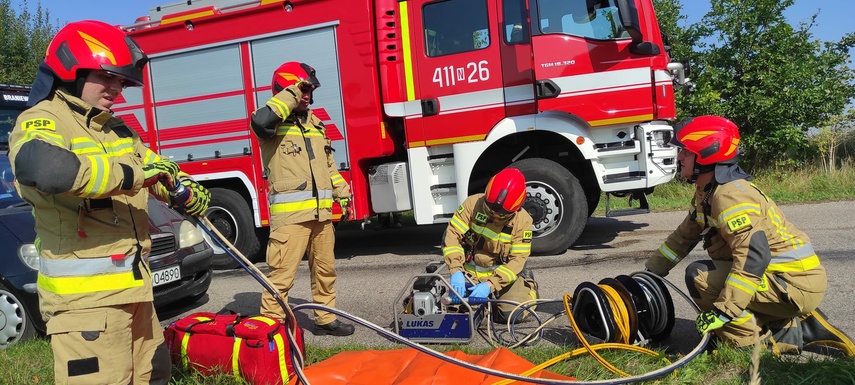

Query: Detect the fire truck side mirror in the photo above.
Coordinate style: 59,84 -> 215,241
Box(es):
630,41 -> 660,56
615,0 -> 642,44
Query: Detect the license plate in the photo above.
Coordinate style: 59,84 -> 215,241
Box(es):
152,266 -> 181,287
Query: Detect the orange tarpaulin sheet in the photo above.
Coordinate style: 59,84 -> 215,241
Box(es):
289,347 -> 575,385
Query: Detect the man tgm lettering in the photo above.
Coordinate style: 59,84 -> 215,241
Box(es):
116,0 -> 690,262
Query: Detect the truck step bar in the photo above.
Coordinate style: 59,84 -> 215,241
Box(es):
604,191 -> 650,218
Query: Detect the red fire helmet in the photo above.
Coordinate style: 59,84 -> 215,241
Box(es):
44,20 -> 148,86
669,115 -> 741,165
484,168 -> 527,216
271,62 -> 320,95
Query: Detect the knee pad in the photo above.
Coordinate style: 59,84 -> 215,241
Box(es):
684,260 -> 715,300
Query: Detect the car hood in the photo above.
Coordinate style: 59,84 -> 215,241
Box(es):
0,204 -> 36,243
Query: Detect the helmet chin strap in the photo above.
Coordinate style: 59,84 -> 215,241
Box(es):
690,164 -> 716,183
676,153 -> 715,184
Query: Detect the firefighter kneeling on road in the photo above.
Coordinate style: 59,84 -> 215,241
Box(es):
9,20 -> 210,384
442,168 -> 539,323
644,115 -> 855,356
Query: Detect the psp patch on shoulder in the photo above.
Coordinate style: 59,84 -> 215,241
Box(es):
522,230 -> 532,243
456,205 -> 465,214
474,212 -> 489,223
21,118 -> 56,131
727,214 -> 752,232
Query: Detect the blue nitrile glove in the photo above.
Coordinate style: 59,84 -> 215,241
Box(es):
468,282 -> 492,300
696,309 -> 731,335
450,271 -> 466,300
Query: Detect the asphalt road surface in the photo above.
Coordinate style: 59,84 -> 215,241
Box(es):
159,201 -> 855,356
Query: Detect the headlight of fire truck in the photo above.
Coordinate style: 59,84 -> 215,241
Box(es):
650,130 -> 673,148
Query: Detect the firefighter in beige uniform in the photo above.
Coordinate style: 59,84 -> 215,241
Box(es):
443,168 -> 539,323
8,21 -> 210,384
645,115 -> 854,356
251,62 -> 355,336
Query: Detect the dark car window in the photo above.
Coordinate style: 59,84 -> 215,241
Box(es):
0,153 -> 23,208
0,104 -> 24,207
1,107 -> 17,145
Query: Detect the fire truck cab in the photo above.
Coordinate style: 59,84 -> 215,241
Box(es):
117,0 -> 685,265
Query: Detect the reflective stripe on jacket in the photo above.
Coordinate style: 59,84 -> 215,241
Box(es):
8,88 -> 165,318
646,179 -> 827,319
252,88 -> 350,227
443,194 -> 533,291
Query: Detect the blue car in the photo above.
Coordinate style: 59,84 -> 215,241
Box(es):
0,84 -> 214,349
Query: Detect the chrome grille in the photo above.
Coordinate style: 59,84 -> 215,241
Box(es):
150,233 -> 176,257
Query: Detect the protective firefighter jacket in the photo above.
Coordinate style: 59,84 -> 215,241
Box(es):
8,88 -> 175,319
443,194 -> 533,291
646,179 -> 827,319
250,85 -> 350,228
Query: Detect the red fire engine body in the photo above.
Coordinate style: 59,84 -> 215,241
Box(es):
115,0 -> 686,265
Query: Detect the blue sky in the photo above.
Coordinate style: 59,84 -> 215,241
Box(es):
18,0 -> 853,43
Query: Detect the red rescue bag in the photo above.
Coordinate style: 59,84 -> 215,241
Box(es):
163,312 -> 304,385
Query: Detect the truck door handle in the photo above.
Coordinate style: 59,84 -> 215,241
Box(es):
535,80 -> 561,99
421,98 -> 439,117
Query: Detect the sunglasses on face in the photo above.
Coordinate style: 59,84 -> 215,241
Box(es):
95,71 -> 135,89
484,202 -> 513,220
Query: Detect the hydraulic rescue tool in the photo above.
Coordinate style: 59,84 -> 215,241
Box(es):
393,260 -> 678,348
393,261 -> 487,343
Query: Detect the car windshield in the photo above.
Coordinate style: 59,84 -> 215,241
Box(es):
1,107 -> 24,208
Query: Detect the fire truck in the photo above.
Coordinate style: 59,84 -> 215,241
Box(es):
116,0 -> 687,267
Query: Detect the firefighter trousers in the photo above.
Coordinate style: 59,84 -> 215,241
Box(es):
46,302 -> 171,385
685,260 -> 823,349
261,220 -> 339,325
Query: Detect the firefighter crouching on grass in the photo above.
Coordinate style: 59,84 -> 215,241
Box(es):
251,62 -> 355,336
442,168 -> 539,323
644,115 -> 855,356
8,20 -> 210,384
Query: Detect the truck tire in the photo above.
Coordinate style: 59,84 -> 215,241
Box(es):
205,188 -> 261,269
512,158 -> 588,255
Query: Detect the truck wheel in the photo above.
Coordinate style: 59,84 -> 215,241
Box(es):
586,189 -> 600,217
512,158 -> 588,255
205,188 -> 261,269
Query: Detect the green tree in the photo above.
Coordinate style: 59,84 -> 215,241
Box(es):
653,0 -> 693,66
680,0 -> 855,170
0,0 -> 58,85
810,108 -> 855,173
653,0 -> 702,119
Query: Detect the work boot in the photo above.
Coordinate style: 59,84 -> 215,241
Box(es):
801,309 -> 855,357
314,319 -> 355,336
766,318 -> 803,355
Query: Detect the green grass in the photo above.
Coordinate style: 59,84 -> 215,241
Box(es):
6,166 -> 855,384
596,164 -> 855,215
5,338 -> 855,384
